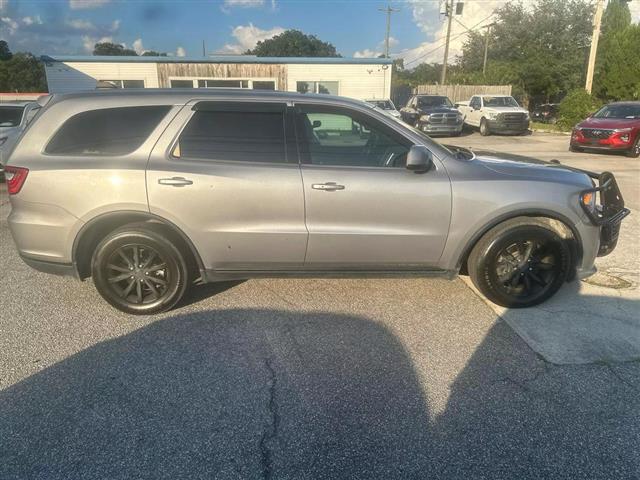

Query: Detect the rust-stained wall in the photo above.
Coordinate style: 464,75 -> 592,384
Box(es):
156,63 -> 287,89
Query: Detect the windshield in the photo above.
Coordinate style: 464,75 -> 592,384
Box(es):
368,100 -> 395,110
0,106 -> 25,127
593,104 -> 640,119
417,96 -> 453,108
484,96 -> 519,108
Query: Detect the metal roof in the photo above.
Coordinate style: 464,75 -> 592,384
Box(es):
41,55 -> 393,65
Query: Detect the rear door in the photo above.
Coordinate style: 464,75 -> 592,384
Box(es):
295,103 -> 451,270
147,100 -> 307,271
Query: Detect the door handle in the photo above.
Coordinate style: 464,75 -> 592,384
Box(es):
158,177 -> 193,187
312,182 -> 345,191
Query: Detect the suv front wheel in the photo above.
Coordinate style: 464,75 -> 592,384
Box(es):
468,219 -> 571,308
91,226 -> 188,315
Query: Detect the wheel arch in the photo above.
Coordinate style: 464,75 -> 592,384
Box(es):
72,211 -> 205,280
456,209 -> 583,278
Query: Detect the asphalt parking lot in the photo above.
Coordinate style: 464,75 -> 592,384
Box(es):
1,132 -> 639,479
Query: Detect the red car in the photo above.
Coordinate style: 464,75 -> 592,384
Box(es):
570,101 -> 640,158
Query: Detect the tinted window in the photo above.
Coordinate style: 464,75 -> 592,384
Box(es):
593,104 -> 640,119
45,106 -> 170,156
0,106 -> 24,127
176,108 -> 288,163
417,96 -> 452,108
296,105 -> 410,168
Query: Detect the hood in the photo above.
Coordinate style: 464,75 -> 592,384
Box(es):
469,149 -> 592,188
483,106 -> 528,114
418,106 -> 459,114
577,117 -> 640,130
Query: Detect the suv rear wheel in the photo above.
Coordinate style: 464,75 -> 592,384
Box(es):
468,219 -> 571,308
91,226 -> 188,315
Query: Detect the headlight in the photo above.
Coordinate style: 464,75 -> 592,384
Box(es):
420,114 -> 431,122
486,112 -> 498,120
580,191 -> 598,216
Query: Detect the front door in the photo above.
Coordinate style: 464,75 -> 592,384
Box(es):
147,101 -> 307,271
294,104 -> 451,270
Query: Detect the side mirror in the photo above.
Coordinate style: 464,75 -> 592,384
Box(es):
406,145 -> 433,173
312,120 -> 322,128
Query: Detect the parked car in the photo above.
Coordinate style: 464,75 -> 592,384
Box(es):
0,101 -> 41,168
570,102 -> 640,158
4,89 -> 629,314
531,103 -> 559,124
399,95 -> 464,136
457,95 -> 530,136
365,99 -> 401,119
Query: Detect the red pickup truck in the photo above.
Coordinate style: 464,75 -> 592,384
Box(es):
570,101 -> 640,158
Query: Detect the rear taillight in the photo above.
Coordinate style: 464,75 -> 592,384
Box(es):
4,166 -> 29,195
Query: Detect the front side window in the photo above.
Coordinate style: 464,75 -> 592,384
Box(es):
0,106 -> 25,127
45,106 -> 170,156
174,105 -> 289,163
296,105 -> 410,168
296,81 -> 339,95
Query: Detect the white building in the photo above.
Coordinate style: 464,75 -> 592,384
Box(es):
41,55 -> 393,101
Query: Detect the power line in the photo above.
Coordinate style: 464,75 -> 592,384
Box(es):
404,11 -> 496,67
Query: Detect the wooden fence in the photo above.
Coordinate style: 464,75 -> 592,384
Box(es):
412,84 -> 512,103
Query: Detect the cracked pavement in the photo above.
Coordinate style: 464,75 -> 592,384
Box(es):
1,133 -> 639,478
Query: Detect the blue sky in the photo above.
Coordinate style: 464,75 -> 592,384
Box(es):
2,1 -> 639,65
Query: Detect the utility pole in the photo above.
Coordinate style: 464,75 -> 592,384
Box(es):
440,0 -> 455,84
482,23 -> 495,76
585,0 -> 604,94
378,4 -> 400,58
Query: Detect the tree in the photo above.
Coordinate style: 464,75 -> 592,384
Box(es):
457,0 -> 593,102
601,0 -> 632,36
245,30 -> 340,57
93,42 -> 138,56
0,40 -> 12,61
141,51 -> 167,56
557,88 -> 602,130
0,51 -> 47,92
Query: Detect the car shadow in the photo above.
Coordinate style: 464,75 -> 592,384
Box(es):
0,309 -> 433,479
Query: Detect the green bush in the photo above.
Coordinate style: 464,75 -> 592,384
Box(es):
557,89 -> 602,130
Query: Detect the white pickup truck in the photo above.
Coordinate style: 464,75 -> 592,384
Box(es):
457,94 -> 530,136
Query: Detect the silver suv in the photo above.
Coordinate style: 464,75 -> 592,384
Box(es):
4,90 -> 629,314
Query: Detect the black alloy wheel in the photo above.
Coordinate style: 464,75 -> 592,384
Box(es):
92,226 -> 188,314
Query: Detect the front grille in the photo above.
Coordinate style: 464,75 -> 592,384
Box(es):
497,112 -> 527,123
428,113 -> 459,125
581,128 -> 614,139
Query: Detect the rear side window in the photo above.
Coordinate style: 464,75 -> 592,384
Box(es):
175,106 -> 288,163
45,106 -> 171,156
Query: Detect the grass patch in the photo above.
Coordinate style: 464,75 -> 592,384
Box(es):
530,121 -> 571,133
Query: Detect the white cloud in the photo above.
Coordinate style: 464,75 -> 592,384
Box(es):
1,16 -> 18,35
630,2 -> 640,23
399,0 -> 507,67
82,35 -> 112,53
354,49 -> 382,59
132,38 -> 144,55
176,46 -> 186,57
69,0 -> 111,10
67,18 -> 95,30
22,16 -> 43,26
223,0 -> 264,7
217,23 -> 285,54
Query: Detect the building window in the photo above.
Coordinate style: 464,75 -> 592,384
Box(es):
252,81 -> 276,90
296,81 -> 339,95
170,79 -> 195,88
198,79 -> 250,89
97,79 -> 145,89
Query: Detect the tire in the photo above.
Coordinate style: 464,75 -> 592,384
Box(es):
479,118 -> 491,136
91,225 -> 189,315
468,219 -> 571,308
626,137 -> 640,158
